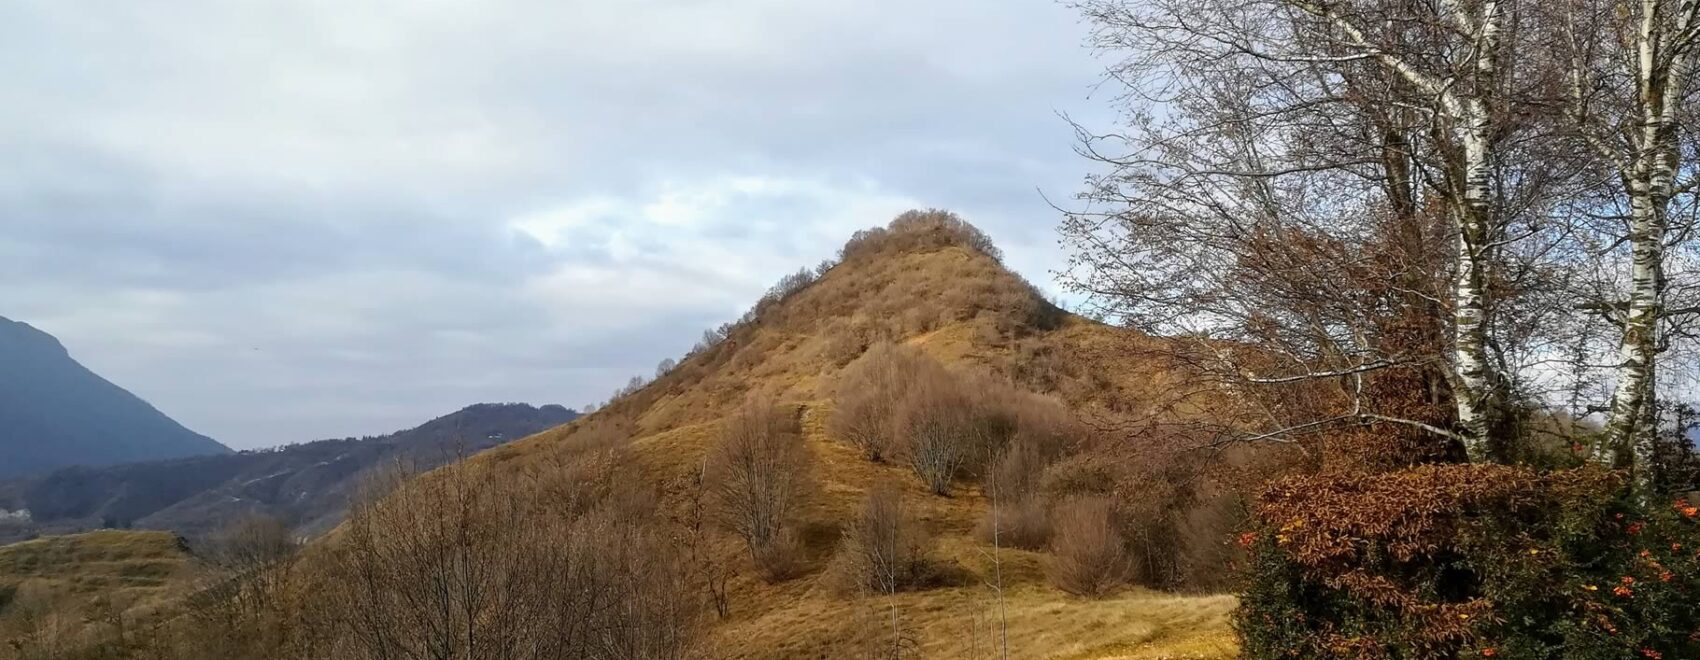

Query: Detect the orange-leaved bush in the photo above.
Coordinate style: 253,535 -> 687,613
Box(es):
1236,464 -> 1700,659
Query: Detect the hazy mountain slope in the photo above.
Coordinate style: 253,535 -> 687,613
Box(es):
0,316 -> 229,478
464,225 -> 1236,658
0,403 -> 577,540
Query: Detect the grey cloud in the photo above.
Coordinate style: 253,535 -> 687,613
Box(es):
0,0 -> 1110,448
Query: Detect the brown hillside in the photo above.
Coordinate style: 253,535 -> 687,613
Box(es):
465,214 -> 1239,658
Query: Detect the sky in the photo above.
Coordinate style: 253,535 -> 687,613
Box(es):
0,0 -> 1114,449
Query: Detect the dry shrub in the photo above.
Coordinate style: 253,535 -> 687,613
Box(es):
898,370 -> 1026,496
898,304 -> 943,335
827,484 -> 941,596
200,514 -> 298,572
1039,453 -> 1123,500
1173,490 -> 1247,592
822,317 -> 893,367
323,454 -> 700,660
835,343 -> 1073,498
987,393 -> 1080,496
156,416 -> 701,660
706,396 -> 813,582
829,342 -> 938,461
1034,439 -> 1204,590
839,209 -> 1002,264
898,371 -> 985,496
978,393 -> 1079,546
977,496 -> 1051,550
1046,496 -> 1131,598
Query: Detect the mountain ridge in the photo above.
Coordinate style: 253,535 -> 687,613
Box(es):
0,316 -> 229,479
0,402 -> 577,541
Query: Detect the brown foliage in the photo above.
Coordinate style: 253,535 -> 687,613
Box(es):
706,396 -> 813,581
1046,497 -> 1132,598
1259,464 -> 1621,594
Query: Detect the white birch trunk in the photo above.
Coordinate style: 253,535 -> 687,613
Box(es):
1452,104 -> 1498,462
1447,0 -> 1504,461
1599,0 -> 1691,488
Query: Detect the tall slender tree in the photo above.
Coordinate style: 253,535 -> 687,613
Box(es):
1554,0 -> 1700,484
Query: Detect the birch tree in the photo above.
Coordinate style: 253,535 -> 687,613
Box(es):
1554,0 -> 1700,483
1065,0 -> 1577,461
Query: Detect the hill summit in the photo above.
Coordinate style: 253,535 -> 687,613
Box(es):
0,316 -> 229,478
0,212 -> 1239,659
441,211 -> 1234,658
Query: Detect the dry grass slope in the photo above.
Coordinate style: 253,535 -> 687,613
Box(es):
0,530 -> 193,657
472,231 -> 1238,658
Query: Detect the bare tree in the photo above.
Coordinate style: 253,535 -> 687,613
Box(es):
678,459 -> 734,619
1065,0 -> 1590,461
706,396 -> 813,581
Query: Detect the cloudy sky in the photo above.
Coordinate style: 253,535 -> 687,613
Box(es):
0,0 -> 1113,449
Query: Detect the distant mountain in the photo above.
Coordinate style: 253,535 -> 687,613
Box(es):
0,403 -> 577,541
0,316 -> 229,479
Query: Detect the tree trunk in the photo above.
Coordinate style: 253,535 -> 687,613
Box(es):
1599,0 -> 1688,489
1451,105 -> 1500,462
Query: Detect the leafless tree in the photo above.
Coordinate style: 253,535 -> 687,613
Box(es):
706,396 -> 813,581
678,459 -> 735,619
1065,0 -> 1596,462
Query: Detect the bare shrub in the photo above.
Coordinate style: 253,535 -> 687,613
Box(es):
1047,497 -> 1131,598
839,209 -> 1003,263
830,342 -> 938,462
173,514 -> 326,660
987,394 -> 1080,497
326,456 -> 699,659
976,496 -> 1051,550
1039,453 -> 1123,500
820,318 -> 873,367
828,484 -> 938,596
706,396 -> 813,581
1174,490 -> 1248,592
899,371 -> 1024,496
898,372 -> 981,496
200,514 -> 297,573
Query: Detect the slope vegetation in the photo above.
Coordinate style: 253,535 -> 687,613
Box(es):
0,213 -> 1246,659
465,214 -> 1238,658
